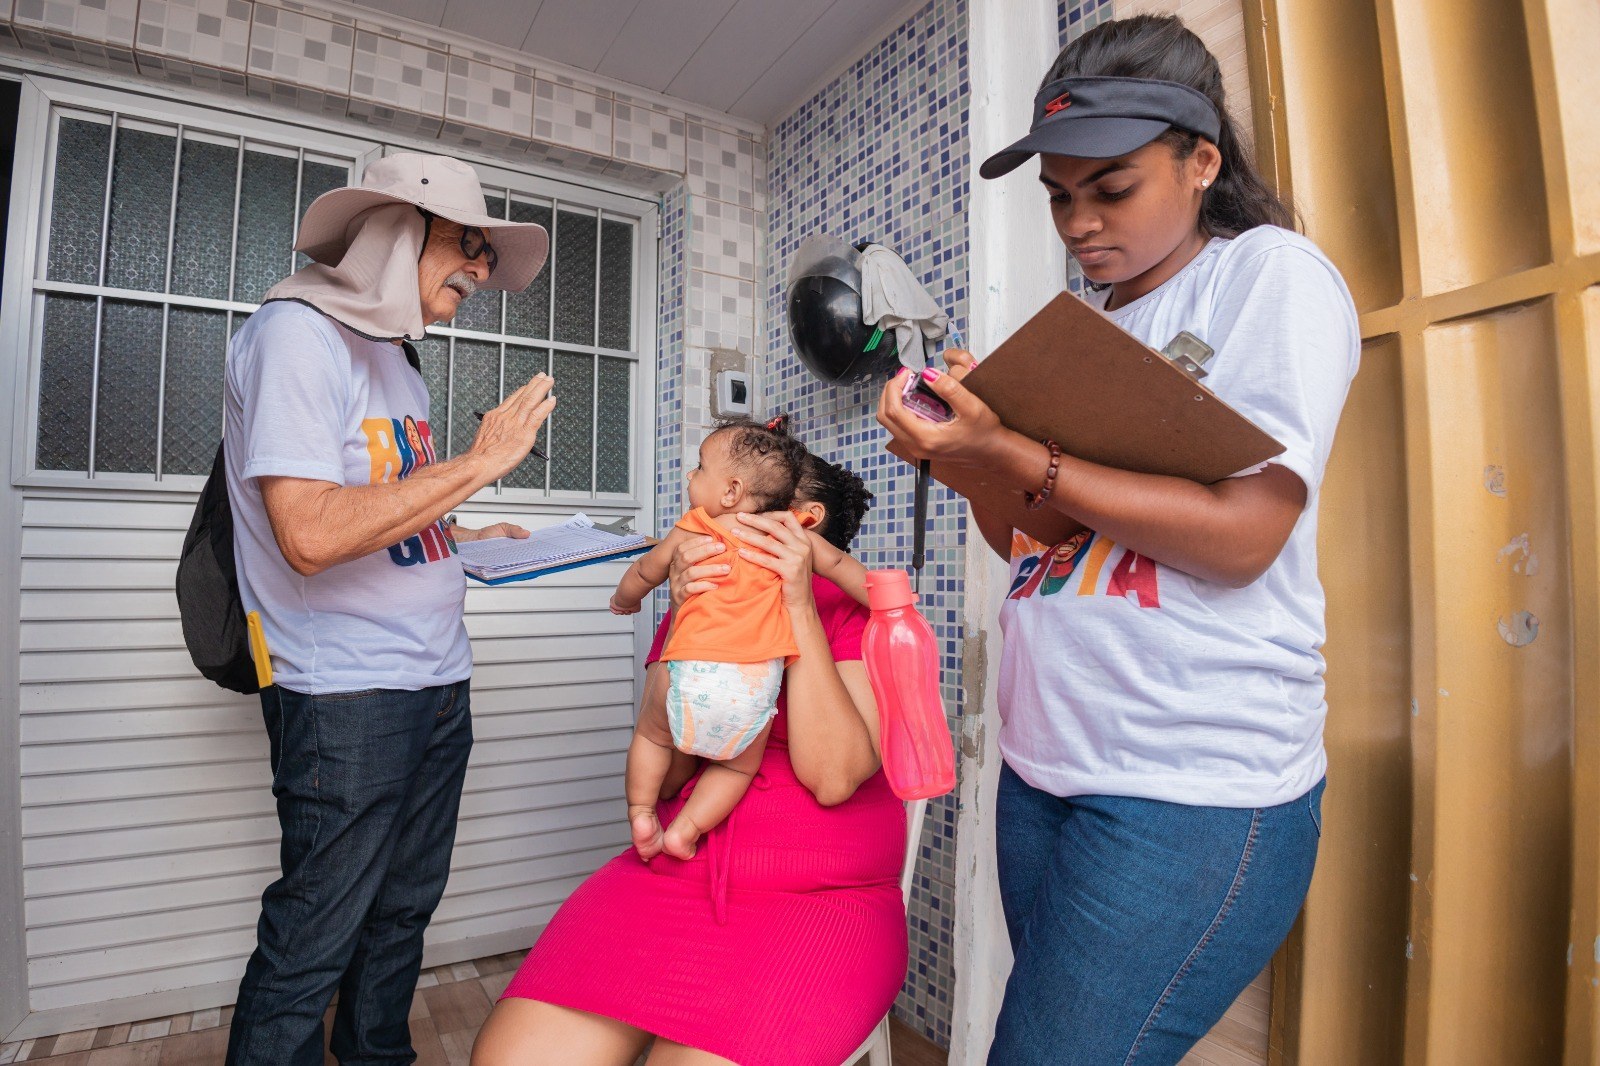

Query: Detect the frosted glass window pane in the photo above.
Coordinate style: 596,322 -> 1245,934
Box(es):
598,219 -> 633,351
171,137 -> 237,300
46,117 -> 110,284
505,200 -> 552,339
162,308 -> 228,476
502,346 -> 549,490
232,148 -> 297,304
596,356 -> 631,494
411,335 -> 449,429
36,295 -> 98,471
105,127 -> 177,293
551,352 -> 593,493
451,194 -> 505,334
294,159 -> 348,272
448,340 -> 500,460
552,209 -> 597,346
95,300 -> 164,474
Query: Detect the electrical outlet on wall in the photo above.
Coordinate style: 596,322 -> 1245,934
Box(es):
708,347 -> 753,419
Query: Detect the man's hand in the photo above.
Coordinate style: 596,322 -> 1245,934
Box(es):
450,522 -> 530,543
467,373 -> 556,481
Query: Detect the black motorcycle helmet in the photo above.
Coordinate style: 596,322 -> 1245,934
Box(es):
786,236 -> 900,384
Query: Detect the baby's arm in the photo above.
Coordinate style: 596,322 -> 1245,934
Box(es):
610,527 -> 689,615
809,531 -> 870,607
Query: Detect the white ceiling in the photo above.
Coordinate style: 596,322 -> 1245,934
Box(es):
347,0 -> 918,125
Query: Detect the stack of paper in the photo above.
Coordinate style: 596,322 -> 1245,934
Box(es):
457,513 -> 650,585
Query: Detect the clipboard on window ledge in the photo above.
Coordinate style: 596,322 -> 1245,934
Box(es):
888,292 -> 1285,546
458,513 -> 655,585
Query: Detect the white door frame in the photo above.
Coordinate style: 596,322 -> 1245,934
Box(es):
0,66 -> 33,1046
949,1 -> 1067,1062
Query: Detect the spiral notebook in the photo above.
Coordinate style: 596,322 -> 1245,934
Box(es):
458,513 -> 652,585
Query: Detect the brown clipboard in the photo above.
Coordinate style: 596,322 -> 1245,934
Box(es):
889,292 -> 1285,545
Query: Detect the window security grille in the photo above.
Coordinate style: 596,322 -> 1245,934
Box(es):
31,108 -> 639,499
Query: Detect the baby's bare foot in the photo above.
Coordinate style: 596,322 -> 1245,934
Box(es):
663,813 -> 704,860
629,805 -> 664,862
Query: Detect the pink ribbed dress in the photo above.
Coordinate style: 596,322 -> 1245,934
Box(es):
501,577 -> 909,1066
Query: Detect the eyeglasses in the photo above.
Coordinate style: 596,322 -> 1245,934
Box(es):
458,226 -> 498,277
418,210 -> 498,276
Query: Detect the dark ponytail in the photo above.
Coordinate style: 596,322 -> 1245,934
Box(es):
1046,14 -> 1296,237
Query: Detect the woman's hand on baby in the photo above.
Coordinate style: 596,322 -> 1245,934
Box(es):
729,511 -> 817,612
668,534 -> 730,610
876,364 -> 1005,466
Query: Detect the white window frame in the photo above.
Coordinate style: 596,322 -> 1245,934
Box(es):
5,74 -> 659,516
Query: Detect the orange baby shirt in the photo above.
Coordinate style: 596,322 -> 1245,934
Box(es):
659,507 -> 801,666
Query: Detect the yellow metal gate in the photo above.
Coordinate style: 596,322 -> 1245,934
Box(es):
1245,0 -> 1600,1061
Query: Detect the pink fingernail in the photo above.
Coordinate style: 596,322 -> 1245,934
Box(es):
922,367 -> 940,382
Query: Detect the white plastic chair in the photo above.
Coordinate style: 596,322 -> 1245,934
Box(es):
843,796 -> 930,1066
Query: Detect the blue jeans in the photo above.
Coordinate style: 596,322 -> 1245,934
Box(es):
989,761 -> 1323,1066
226,682 -> 473,1066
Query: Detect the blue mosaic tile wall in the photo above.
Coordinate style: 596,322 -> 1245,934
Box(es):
1062,0 -> 1115,44
654,184 -> 689,629
763,0 -> 969,1046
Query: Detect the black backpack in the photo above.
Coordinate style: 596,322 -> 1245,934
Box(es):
177,335 -> 423,694
177,441 -> 260,694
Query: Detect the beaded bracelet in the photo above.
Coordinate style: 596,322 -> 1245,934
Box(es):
1023,439 -> 1062,510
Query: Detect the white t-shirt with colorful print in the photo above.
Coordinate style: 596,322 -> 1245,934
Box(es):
224,299 -> 471,694
997,226 -> 1360,808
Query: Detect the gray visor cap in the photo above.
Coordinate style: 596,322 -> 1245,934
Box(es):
980,76 -> 1222,179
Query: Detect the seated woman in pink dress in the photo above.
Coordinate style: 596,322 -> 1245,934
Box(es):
473,449 -> 908,1066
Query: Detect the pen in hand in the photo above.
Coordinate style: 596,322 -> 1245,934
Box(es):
473,409 -> 550,462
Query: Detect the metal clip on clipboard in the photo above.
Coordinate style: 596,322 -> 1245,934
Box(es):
1162,331 -> 1214,382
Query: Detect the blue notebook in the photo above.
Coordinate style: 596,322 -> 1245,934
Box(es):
458,514 -> 652,585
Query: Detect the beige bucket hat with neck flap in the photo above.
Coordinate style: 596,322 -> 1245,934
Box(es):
295,152 -> 550,293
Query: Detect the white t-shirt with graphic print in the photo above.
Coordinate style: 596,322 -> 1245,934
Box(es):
224,299 -> 471,694
997,226 -> 1360,808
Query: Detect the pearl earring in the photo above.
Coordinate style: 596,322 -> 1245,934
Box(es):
1200,178 -> 1211,188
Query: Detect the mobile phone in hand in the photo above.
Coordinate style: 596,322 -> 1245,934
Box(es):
901,369 -> 955,423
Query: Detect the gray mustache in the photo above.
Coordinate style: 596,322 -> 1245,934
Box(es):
446,272 -> 478,298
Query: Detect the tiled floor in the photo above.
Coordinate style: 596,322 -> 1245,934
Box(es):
0,951 -> 947,1066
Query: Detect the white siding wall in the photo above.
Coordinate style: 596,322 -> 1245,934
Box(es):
17,489 -> 636,1015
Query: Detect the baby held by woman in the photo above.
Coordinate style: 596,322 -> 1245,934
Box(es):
609,420 -> 866,861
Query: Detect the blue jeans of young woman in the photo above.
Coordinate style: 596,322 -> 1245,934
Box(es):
988,761 -> 1323,1066
226,682 -> 473,1066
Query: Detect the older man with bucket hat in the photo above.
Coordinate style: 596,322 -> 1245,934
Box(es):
222,153 -> 552,1066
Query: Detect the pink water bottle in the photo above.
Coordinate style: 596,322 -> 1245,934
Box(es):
862,570 -> 956,800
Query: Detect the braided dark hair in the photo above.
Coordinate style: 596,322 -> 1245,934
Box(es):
706,418 -> 810,512
796,452 -> 872,551
1046,14 -> 1296,237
